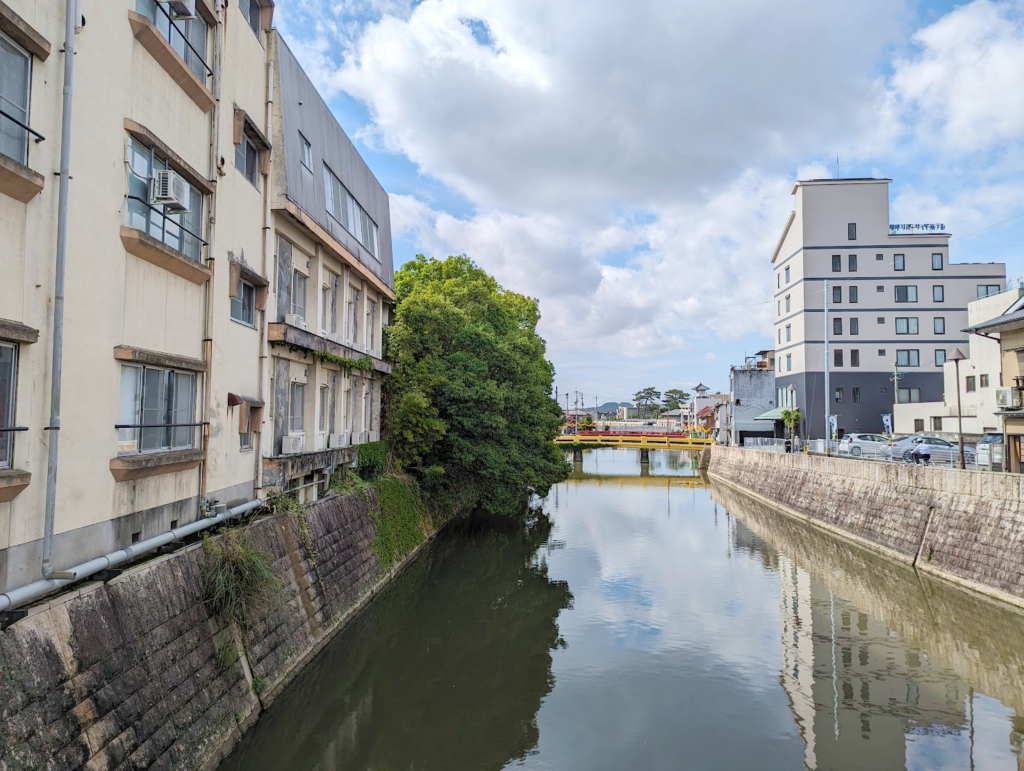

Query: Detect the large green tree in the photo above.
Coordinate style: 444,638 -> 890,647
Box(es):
386,255 -> 568,514
663,389 -> 691,411
632,387 -> 662,418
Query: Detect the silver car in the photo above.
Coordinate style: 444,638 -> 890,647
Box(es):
837,433 -> 890,457
889,435 -> 976,465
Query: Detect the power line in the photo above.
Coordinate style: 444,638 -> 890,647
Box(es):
953,212 -> 1024,242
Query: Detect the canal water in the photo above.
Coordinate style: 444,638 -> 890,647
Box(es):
222,449 -> 1024,770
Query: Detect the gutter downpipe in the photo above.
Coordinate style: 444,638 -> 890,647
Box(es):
1,499 -> 262,613
257,38 -> 275,494
41,0 -> 78,580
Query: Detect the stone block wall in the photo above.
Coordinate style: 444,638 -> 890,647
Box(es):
709,446 -> 1024,605
0,488 -> 430,770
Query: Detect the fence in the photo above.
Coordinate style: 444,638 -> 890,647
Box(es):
746,438 -> 1001,472
743,437 -> 787,452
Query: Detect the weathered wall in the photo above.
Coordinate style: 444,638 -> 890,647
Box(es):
709,445 -> 1024,606
0,488 -> 431,770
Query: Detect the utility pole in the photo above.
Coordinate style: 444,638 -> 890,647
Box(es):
823,278 -> 830,450
949,348 -> 967,469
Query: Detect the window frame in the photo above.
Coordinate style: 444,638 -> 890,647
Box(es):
849,285 -> 858,304
0,342 -> 17,469
230,278 -> 256,327
900,387 -> 922,404
894,254 -> 905,271
833,318 -> 843,336
933,317 -> 945,335
850,318 -> 859,336
847,223 -> 857,241
835,387 -> 844,404
834,349 -> 843,368
786,354 -> 792,372
933,285 -> 944,302
895,317 -> 919,335
850,349 -> 860,368
235,133 -> 259,188
0,30 -> 33,166
895,285 -> 918,303
932,253 -> 943,271
852,387 -> 861,404
319,385 -> 329,433
965,376 -> 976,393
785,324 -> 791,342
240,408 -> 253,451
832,255 -> 841,273
848,254 -> 857,272
240,0 -> 262,39
935,349 -> 946,367
832,286 -> 842,304
300,132 -> 312,169
784,266 -> 790,283
289,382 -> 305,434
117,364 -> 198,455
291,270 -> 307,321
978,284 -> 1001,299
896,349 -> 920,368
785,294 -> 791,313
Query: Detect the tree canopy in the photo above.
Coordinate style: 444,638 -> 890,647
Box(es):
663,389 -> 691,411
632,387 -> 662,418
386,255 -> 569,514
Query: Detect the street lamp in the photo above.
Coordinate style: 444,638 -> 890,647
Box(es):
948,347 -> 967,469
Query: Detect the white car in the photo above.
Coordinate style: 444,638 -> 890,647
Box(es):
837,433 -> 890,458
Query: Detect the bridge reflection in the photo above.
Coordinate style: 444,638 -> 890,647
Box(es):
569,464 -> 709,488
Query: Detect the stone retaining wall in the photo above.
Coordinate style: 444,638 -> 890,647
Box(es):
0,488 -> 435,770
709,445 -> 1024,606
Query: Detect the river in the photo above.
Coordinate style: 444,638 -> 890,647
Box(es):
222,448 -> 1024,770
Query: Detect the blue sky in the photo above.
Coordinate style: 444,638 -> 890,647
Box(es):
274,0 -> 1024,405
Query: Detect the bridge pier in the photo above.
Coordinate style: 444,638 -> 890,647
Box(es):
573,447 -> 583,462
639,448 -> 650,465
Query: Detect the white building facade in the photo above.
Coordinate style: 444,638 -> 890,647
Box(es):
771,178 -> 1005,439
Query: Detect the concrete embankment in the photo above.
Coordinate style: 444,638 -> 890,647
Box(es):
709,445 -> 1024,608
0,489 -> 440,770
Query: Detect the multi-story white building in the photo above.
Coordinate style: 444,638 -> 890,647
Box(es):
771,178 -> 1005,438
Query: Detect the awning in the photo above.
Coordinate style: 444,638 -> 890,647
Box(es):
754,408 -> 785,421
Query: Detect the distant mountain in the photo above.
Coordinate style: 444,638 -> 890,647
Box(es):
597,401 -> 633,413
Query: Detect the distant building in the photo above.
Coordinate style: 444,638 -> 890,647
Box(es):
616,405 -> 640,420
725,350 -> 777,445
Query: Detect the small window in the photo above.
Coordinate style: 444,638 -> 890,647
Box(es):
933,285 -> 944,302
849,286 -> 858,304
980,374 -> 990,388
851,349 -> 860,367
835,386 -> 844,403
291,271 -> 307,320
895,285 -> 918,303
852,387 -> 861,404
833,318 -> 843,336
848,254 -> 858,272
877,317 -> 885,324
895,317 -> 918,335
321,284 -> 330,331
832,286 -> 842,304
235,134 -> 259,187
848,223 -> 857,240
300,133 -> 312,168
785,295 -> 791,313
880,386 -> 888,394
932,253 -> 943,270
896,349 -> 920,367
850,318 -> 859,335
785,266 -> 790,283
786,354 -> 792,372
913,419 -> 924,432
935,349 -> 946,367
785,324 -> 791,342
240,408 -> 252,450
0,342 -> 17,468
778,328 -> 781,343
289,382 -> 305,433
894,254 -> 905,271
876,253 -> 883,261
231,278 -> 256,326
832,255 -> 841,272
900,388 -> 922,404
931,416 -> 943,431
777,273 -> 780,288
965,376 -> 976,393
319,385 -> 329,433
878,349 -> 886,356
933,317 -> 945,335
240,0 -> 262,38
0,31 -> 33,166
777,300 -> 781,315
834,350 -> 843,367
877,285 -> 884,293
978,284 -> 1001,298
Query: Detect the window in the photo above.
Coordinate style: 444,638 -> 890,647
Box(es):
895,317 -> 918,335
896,349 -> 920,367
0,343 -> 16,468
978,284 -> 1001,298
877,317 -> 885,324
848,223 -> 857,240
289,382 -> 305,433
240,0 -> 262,38
914,418 -> 924,432
895,285 -> 918,303
319,385 -> 329,433
321,284 -> 330,331
832,286 -> 842,304
777,328 -> 781,344
932,253 -> 943,270
835,387 -> 844,403
777,273 -> 780,288
894,254 -> 905,271
935,349 -> 946,367
832,255 -> 841,272
980,374 -> 990,388
880,386 -> 888,394
323,164 -> 381,258
231,279 -> 255,326
933,285 -> 944,302
931,417 -> 943,431
933,317 -> 945,335
878,349 -> 886,356
240,408 -> 252,450
851,349 -> 860,367
849,286 -> 858,303
876,253 -> 883,261
785,295 -> 791,313
834,349 -> 843,367
899,387 -> 922,404
786,354 -> 792,372
852,387 -> 861,404
833,318 -> 843,335
136,0 -> 209,82
0,32 -> 31,165
785,266 -> 790,283
965,376 -> 976,393
367,300 -> 377,350
300,133 -> 312,169
849,254 -> 858,272
785,324 -> 791,342
127,139 -> 204,261
118,365 -> 196,453
850,318 -> 859,335
777,300 -> 781,315
291,271 -> 307,320
235,133 -> 259,187
877,285 -> 884,293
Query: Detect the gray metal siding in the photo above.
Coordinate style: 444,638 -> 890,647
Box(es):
274,34 -> 395,290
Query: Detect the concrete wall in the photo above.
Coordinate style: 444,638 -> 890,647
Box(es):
708,445 -> 1024,607
0,488 -> 432,770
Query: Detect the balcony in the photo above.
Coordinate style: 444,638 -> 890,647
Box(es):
268,321 -> 392,375
128,10 -> 214,113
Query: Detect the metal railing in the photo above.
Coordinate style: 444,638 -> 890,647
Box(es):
150,1 -> 213,83
0,108 -> 44,144
114,421 -> 207,455
127,194 -> 207,260
743,437 -> 787,452
742,437 -> 996,471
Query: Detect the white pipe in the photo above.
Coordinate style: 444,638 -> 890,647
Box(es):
1,499 -> 263,613
257,48 -> 275,492
41,0 -> 79,579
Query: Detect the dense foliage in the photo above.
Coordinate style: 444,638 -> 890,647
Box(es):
386,255 -> 569,514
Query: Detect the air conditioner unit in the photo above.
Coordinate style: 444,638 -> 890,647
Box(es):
326,332 -> 343,345
150,169 -> 191,213
996,388 -> 1022,410
281,434 -> 304,455
367,430 -> 380,443
158,0 -> 198,19
284,313 -> 307,330
328,432 -> 349,449
351,430 -> 366,445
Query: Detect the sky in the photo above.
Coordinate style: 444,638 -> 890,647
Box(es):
273,0 -> 1024,406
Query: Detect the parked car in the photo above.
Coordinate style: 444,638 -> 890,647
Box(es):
888,435 -> 976,465
976,432 -> 1003,468
837,433 -> 890,457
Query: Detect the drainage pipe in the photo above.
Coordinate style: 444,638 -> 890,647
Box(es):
256,49 -> 275,492
1,499 -> 262,613
40,0 -> 79,579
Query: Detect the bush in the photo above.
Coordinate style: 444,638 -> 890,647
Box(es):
357,440 -> 389,479
370,474 -> 428,570
201,529 -> 281,628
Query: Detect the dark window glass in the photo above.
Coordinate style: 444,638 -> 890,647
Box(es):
848,223 -> 857,240
832,255 -> 841,272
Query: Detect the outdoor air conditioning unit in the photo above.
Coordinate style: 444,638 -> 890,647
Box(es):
368,430 -> 380,443
281,434 -> 304,455
158,0 -> 198,19
351,430 -> 366,445
326,332 -> 343,345
284,313 -> 307,330
150,170 -> 191,213
328,432 -> 349,449
996,388 -> 1022,410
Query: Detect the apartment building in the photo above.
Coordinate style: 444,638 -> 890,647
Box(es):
771,178 -> 1005,439
723,350 -> 776,446
0,2 -> 393,595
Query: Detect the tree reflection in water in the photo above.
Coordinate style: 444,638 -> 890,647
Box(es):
221,508 -> 573,771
